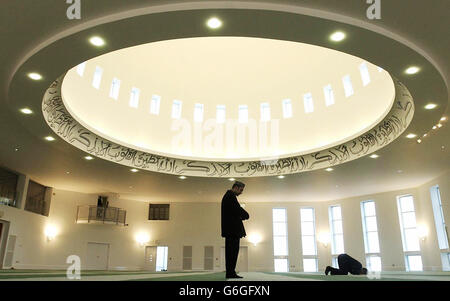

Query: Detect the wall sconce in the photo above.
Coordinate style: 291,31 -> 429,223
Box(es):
318,232 -> 331,247
44,225 -> 58,241
248,234 -> 262,246
136,232 -> 150,246
417,224 -> 429,241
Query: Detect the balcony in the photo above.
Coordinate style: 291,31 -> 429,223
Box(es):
76,205 -> 127,226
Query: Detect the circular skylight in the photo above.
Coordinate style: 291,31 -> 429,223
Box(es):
61,36 -> 395,162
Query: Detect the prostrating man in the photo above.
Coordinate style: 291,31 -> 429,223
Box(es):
325,253 -> 368,275
221,181 -> 249,279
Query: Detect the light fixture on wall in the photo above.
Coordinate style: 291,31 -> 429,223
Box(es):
318,232 -> 331,247
44,225 -> 58,241
417,224 -> 429,241
248,233 -> 262,246
136,232 -> 150,247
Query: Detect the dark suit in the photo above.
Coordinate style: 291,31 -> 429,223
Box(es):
221,190 -> 249,276
329,254 -> 363,275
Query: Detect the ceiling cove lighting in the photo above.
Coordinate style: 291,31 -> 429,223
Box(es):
329,31 -> 346,42
404,66 -> 420,75
20,108 -> 33,114
89,36 -> 105,47
424,103 -> 437,110
206,17 -> 222,29
406,134 -> 417,139
44,136 -> 55,141
28,72 -> 42,80
84,155 -> 94,160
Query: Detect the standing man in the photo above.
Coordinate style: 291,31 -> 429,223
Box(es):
221,181 -> 249,279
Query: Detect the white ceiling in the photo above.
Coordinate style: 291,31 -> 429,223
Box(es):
0,1 -> 448,203
61,36 -> 394,161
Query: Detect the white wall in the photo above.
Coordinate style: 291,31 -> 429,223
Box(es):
0,170 -> 448,272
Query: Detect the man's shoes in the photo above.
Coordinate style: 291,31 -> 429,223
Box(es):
226,273 -> 243,279
325,266 -> 332,276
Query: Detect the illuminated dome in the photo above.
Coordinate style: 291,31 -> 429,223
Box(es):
61,36 -> 395,162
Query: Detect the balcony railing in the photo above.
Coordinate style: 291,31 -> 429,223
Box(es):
76,205 -> 127,226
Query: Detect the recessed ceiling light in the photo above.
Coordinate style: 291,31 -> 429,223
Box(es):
424,103 -> 437,110
44,136 -> 55,141
326,168 -> 334,172
66,171 -> 70,174
14,147 -> 19,152
206,17 -> 222,29
20,108 -> 33,114
405,66 -> 420,75
397,170 -> 403,173
27,72 -> 42,80
228,178 -> 235,181
179,176 -> 187,180
130,168 -> 139,173
437,123 -> 442,128
369,154 -> 379,159
432,126 -> 437,130
330,31 -> 346,42
277,175 -> 285,179
417,139 -> 422,144
406,133 -> 417,139
423,133 -> 428,137
84,156 -> 94,160
441,117 -> 447,121
89,36 -> 105,47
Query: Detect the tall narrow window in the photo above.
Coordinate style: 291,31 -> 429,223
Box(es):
441,253 -> 450,271
300,208 -> 317,272
282,99 -> 292,119
109,78 -> 121,100
238,105 -> 248,124
172,100 -> 182,119
359,62 -> 371,86
92,66 -> 103,89
329,205 -> 344,255
397,195 -> 422,271
273,208 -> 289,272
430,185 -> 449,250
361,200 -> 382,271
216,105 -> 226,124
303,93 -> 314,113
76,62 -> 86,77
323,85 -> 335,107
194,103 -> 204,123
150,95 -> 161,115
129,87 -> 140,108
260,102 -> 271,122
342,75 -> 354,97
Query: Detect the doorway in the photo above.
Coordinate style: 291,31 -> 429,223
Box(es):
220,246 -> 248,273
86,242 -> 110,270
145,246 -> 168,271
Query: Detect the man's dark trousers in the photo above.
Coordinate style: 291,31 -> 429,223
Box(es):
329,254 -> 362,275
225,237 -> 240,276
